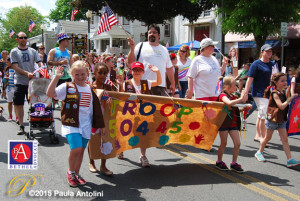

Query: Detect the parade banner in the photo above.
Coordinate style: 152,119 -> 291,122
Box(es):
88,90 -> 227,159
287,95 -> 300,136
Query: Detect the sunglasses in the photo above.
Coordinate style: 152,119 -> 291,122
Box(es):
180,50 -> 187,53
18,37 -> 28,39
98,71 -> 108,75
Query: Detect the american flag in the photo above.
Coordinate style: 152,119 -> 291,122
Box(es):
97,6 -> 118,35
29,20 -> 36,33
79,92 -> 91,107
71,8 -> 79,21
38,67 -> 50,79
104,78 -> 113,87
9,29 -> 15,38
166,42 -> 169,48
34,103 -> 45,112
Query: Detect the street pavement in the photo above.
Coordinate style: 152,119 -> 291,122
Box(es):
1,98 -> 300,201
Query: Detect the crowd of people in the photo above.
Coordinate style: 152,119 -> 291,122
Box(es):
1,24 -> 300,187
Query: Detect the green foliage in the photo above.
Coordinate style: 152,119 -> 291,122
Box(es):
49,0 -> 88,22
72,0 -> 215,25
0,6 -> 46,52
212,0 -> 300,56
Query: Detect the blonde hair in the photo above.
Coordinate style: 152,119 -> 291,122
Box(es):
72,54 -> 80,61
70,60 -> 89,75
222,76 -> 235,91
177,44 -> 190,58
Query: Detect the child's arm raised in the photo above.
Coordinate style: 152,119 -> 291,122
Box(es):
46,66 -> 64,98
116,74 -> 125,92
149,65 -> 161,87
273,93 -> 298,110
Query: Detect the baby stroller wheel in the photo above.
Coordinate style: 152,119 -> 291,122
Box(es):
49,131 -> 59,144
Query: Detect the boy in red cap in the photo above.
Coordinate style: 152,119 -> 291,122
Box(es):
117,61 -> 161,167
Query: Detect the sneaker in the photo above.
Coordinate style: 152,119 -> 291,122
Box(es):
287,158 -> 300,168
66,170 -> 78,187
17,125 -> 25,135
216,161 -> 229,170
230,162 -> 244,173
8,115 -> 13,122
139,156 -> 150,167
255,151 -> 266,162
75,174 -> 86,185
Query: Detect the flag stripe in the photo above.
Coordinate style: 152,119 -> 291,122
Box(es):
79,92 -> 91,107
97,6 -> 118,35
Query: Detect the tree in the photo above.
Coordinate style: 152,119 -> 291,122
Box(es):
212,0 -> 300,57
0,6 -> 46,51
49,0 -> 88,22
71,0 -> 215,25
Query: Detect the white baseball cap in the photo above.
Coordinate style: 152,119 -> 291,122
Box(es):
200,38 -> 218,51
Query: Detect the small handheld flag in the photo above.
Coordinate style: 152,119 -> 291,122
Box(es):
29,20 -> 36,33
71,9 -> 79,21
9,29 -> 15,38
97,6 -> 118,35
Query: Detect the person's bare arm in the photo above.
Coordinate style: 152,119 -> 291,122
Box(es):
47,49 -> 67,66
127,38 -> 136,66
186,76 -> 194,99
11,63 -> 33,79
242,77 -> 254,102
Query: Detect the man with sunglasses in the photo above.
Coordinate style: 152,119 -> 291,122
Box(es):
10,32 -> 42,135
127,24 -> 175,96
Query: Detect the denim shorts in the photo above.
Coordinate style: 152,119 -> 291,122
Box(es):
219,126 -> 239,131
265,120 -> 287,130
66,133 -> 89,150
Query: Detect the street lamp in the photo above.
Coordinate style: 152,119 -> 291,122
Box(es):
40,24 -> 45,46
86,10 -> 92,52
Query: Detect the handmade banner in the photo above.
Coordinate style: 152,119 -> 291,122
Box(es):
88,91 -> 227,159
287,95 -> 300,136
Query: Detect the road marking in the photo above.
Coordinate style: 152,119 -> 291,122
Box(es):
163,146 -> 288,201
170,145 -> 300,201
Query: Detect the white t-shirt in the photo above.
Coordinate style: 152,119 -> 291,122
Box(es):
177,56 -> 192,82
187,55 -> 221,99
55,83 -> 93,139
291,77 -> 296,83
135,42 -> 173,87
123,79 -> 152,94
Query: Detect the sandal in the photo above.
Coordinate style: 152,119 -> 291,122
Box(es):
100,168 -> 113,176
89,162 -> 97,173
140,156 -> 150,167
118,152 -> 124,159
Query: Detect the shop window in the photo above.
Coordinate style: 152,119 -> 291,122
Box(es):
164,24 -> 170,37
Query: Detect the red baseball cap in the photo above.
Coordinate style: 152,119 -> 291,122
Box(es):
131,62 -> 144,70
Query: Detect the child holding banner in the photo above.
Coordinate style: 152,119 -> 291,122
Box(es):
216,76 -> 246,173
88,62 -> 114,176
117,61 -> 161,167
255,73 -> 300,167
47,61 -> 105,187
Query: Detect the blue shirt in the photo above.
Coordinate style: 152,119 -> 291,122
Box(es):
247,59 -> 274,97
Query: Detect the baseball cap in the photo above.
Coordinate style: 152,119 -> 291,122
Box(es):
57,33 -> 71,42
261,44 -> 272,52
170,53 -> 176,59
131,62 -> 144,71
200,38 -> 218,51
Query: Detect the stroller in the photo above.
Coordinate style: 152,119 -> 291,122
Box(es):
27,78 -> 58,143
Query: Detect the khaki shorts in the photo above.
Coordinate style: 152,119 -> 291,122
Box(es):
253,97 -> 269,120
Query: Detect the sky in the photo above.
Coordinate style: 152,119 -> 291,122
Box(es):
0,0 -> 56,16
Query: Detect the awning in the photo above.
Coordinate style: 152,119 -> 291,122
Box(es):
238,40 -> 284,48
183,18 -> 215,26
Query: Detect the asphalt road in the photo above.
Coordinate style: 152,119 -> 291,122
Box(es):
1,98 -> 300,201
